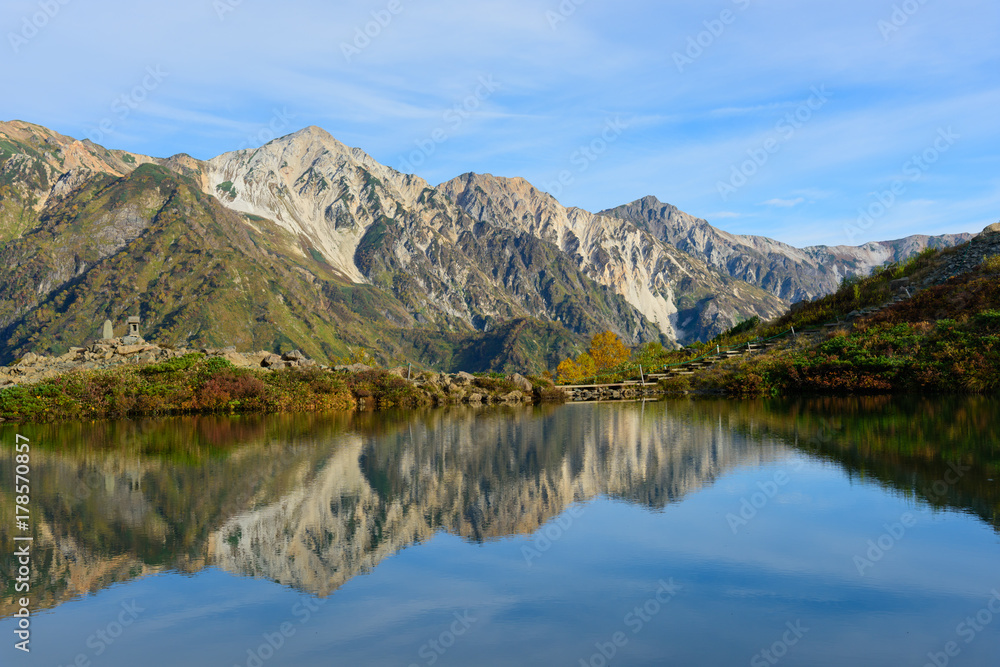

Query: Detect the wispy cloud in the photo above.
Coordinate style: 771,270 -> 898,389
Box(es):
761,198 -> 806,208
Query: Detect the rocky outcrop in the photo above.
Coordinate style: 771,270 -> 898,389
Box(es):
0,340 -> 319,389
439,173 -> 787,343
916,224 -> 1000,287
600,196 -> 972,302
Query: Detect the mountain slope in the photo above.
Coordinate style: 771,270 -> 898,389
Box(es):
601,196 -> 973,302
0,124 -> 655,367
198,127 -> 661,345
0,163 -> 428,363
438,173 -> 787,342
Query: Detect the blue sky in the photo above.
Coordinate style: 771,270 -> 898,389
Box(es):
2,0 -> 998,246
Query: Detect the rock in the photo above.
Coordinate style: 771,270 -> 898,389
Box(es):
261,353 -> 284,368
16,353 -> 39,366
501,390 -> 524,402
387,366 -> 408,378
981,222 -> 1000,236
454,371 -> 476,386
468,393 -> 484,403
339,363 -> 373,373
102,319 -> 114,340
282,349 -> 306,362
507,373 -> 533,393
223,352 -> 251,367
116,345 -> 147,356
122,335 -> 144,345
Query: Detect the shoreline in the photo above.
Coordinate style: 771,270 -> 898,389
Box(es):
0,342 -> 569,425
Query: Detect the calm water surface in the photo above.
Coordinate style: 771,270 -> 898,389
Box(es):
2,397 -> 999,666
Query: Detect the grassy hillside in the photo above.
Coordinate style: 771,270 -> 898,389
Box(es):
672,235 -> 1000,396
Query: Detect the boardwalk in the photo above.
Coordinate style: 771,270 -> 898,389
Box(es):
561,281 -> 919,401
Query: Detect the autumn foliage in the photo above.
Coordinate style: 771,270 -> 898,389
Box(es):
557,331 -> 631,383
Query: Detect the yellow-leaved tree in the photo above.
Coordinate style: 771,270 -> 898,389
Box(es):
556,332 -> 630,383
557,352 -> 596,383
588,331 -> 631,371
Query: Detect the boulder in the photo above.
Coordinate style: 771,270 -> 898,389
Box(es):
282,349 -> 306,362
507,373 -> 533,393
16,353 -> 39,366
454,371 -> 476,386
223,352 -> 251,367
981,222 -> 1000,236
261,353 -> 284,368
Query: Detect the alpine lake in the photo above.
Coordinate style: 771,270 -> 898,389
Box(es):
2,396 -> 999,666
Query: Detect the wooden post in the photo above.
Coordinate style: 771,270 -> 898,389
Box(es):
407,363 -> 411,380
716,344 -> 720,356
639,365 -> 644,385
792,326 -> 796,337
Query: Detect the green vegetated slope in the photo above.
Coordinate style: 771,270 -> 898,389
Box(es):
0,164 -> 417,364
680,235 -> 1000,396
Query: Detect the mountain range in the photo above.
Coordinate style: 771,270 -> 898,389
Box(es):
0,120 -> 972,370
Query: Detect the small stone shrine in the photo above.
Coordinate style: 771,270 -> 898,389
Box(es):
123,316 -> 144,345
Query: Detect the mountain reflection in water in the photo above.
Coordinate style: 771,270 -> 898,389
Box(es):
1,396 -> 997,618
